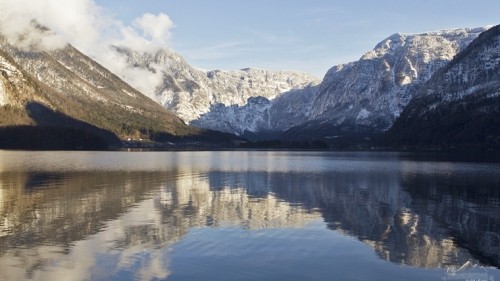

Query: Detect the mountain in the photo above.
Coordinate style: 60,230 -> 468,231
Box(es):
111,47 -> 320,135
387,24 -> 500,150
191,84 -> 320,138
2,23 -> 495,149
280,27 -> 488,141
150,27 -> 484,139
0,27 -> 229,149
90,27 -> 488,141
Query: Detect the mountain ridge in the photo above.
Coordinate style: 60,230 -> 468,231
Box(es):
109,46 -> 320,126
0,26 -> 240,149
281,27 -> 488,140
2,22 -> 498,150
178,27 -> 487,139
386,24 -> 500,149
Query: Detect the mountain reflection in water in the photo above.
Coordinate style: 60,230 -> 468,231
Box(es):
0,151 -> 498,281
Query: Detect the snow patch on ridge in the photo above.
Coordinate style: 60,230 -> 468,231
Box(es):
0,80 -> 6,106
356,109 -> 371,121
0,57 -> 20,106
308,27 -> 487,131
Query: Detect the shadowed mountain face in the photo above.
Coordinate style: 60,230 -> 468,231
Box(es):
0,30 -> 205,148
279,28 -> 488,141
387,25 -> 500,149
0,102 -> 119,149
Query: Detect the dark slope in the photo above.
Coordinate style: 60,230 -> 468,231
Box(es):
0,33 -> 238,149
387,25 -> 500,150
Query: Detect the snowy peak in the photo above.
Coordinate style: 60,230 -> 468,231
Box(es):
172,27 -> 490,139
208,67 -> 316,100
362,33 -> 407,61
409,24 -> 500,108
364,28 -> 485,61
388,24 -> 500,149
359,28 -> 487,88
309,27 -> 487,127
111,46 -> 320,125
113,46 -> 186,71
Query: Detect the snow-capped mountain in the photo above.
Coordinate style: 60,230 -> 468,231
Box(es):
191,85 -> 320,137
311,28 -> 487,120
0,27 -> 205,148
281,27 -> 488,140
388,24 -> 500,149
2,21 -> 494,146
146,27 -> 486,138
111,46 -> 320,126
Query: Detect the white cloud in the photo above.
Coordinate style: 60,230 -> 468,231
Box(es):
133,13 -> 175,46
0,0 -> 176,100
0,0 -> 100,51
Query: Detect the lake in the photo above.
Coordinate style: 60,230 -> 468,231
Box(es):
0,151 -> 499,281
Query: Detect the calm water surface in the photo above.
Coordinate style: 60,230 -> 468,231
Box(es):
0,151 -> 499,281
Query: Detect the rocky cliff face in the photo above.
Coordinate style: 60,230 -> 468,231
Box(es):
312,28 -> 486,119
388,24 -> 500,149
157,28 -> 487,138
112,46 -> 319,125
281,27 -> 488,140
192,85 -> 320,137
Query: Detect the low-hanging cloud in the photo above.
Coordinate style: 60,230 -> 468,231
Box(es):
0,0 -> 176,101
0,0 -> 100,51
134,13 -> 175,46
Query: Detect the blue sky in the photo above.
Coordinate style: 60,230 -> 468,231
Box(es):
91,1 -> 500,77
